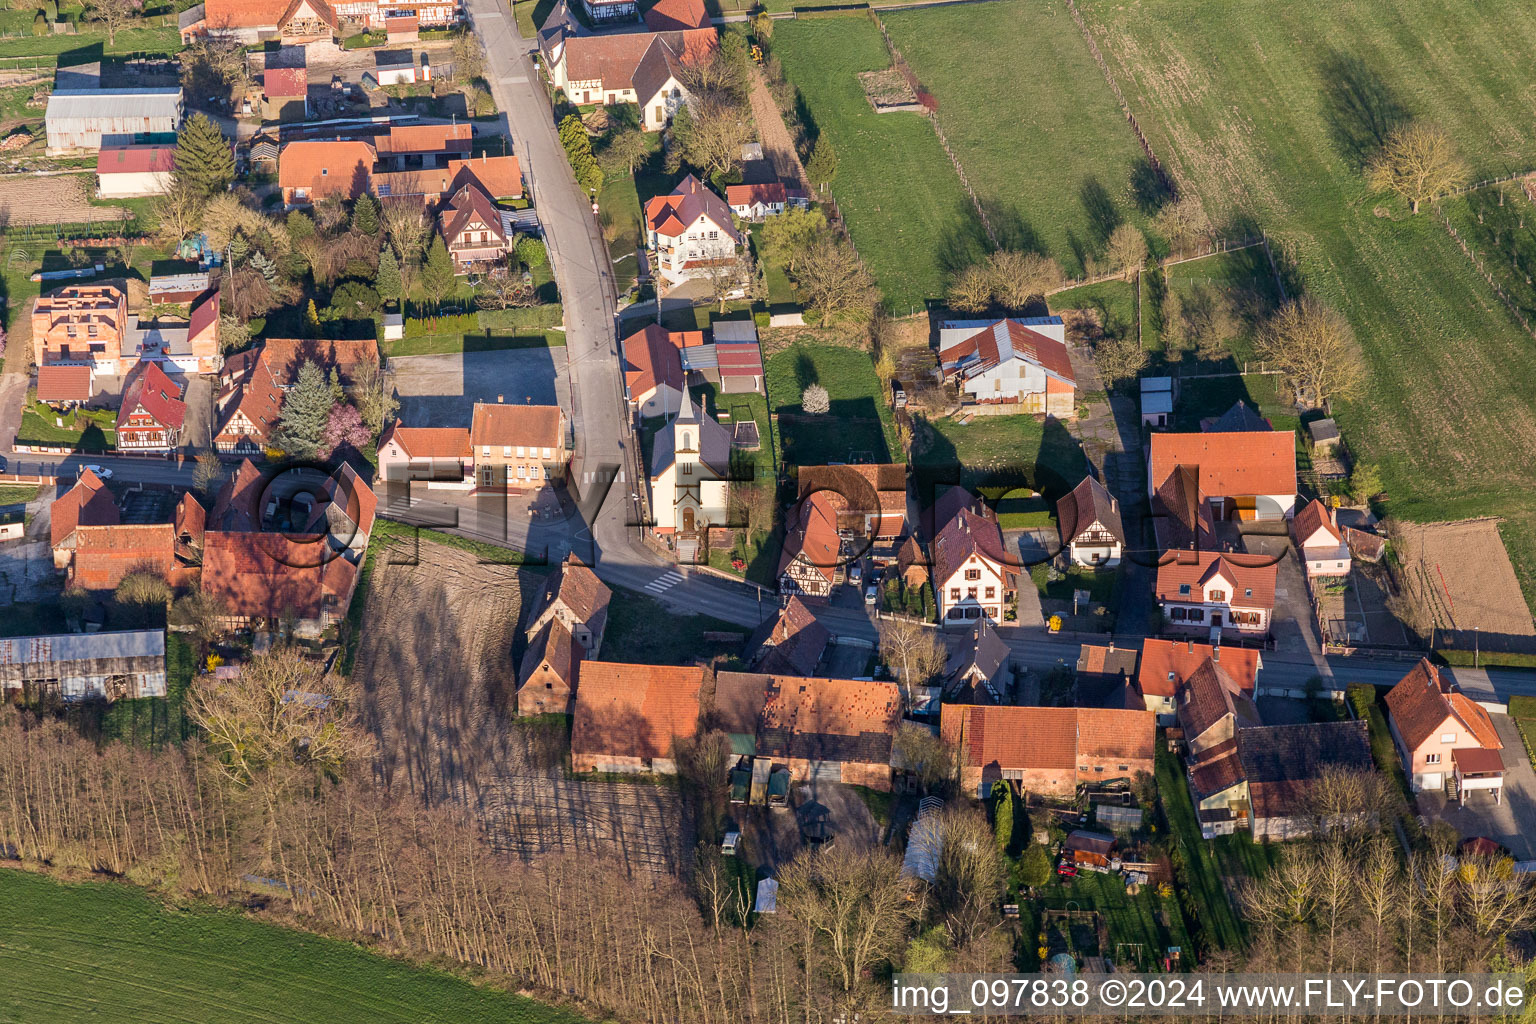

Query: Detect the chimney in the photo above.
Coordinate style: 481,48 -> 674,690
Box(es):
1212,647 -> 1220,662
1186,640 -> 1194,654
497,394 -> 504,403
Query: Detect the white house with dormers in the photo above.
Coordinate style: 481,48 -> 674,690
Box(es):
937,317 -> 1077,416
1154,553 -> 1277,639
649,388 -> 730,544
643,174 -> 743,286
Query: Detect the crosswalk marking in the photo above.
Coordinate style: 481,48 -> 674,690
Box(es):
643,571 -> 684,595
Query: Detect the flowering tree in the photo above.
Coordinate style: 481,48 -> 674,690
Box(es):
320,403 -> 370,459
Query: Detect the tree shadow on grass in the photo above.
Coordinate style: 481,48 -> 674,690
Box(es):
1129,157 -> 1174,215
1318,50 -> 1411,172
935,198 -> 992,277
1079,175 -> 1122,248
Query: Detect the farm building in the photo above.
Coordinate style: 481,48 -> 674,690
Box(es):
711,319 -> 765,393
937,317 -> 1077,416
375,50 -> 428,86
262,65 -> 309,122
941,703 -> 1155,798
96,145 -> 175,198
0,630 -> 166,701
46,88 -> 183,156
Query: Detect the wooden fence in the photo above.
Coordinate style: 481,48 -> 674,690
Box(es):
1435,203 -> 1536,342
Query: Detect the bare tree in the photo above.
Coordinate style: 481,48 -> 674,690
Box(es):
932,805 -> 1006,949
792,234 -> 878,325
1153,197 -> 1213,253
1105,223 -> 1148,281
605,128 -> 650,175
892,722 -> 954,793
153,175 -> 205,243
84,0 -> 138,46
475,268 -> 537,310
350,359 -> 398,436
1366,122 -> 1468,213
1357,836 -> 1400,972
986,250 -> 1063,310
451,30 -> 486,85
1255,296 -> 1366,407
878,616 -> 948,696
383,201 -> 429,267
676,95 -> 751,179
698,250 -> 756,313
1092,334 -> 1148,389
946,265 -> 992,313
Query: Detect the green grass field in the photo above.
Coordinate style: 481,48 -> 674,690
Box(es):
0,23 -> 180,57
883,0 -> 1151,277
912,414 -> 1087,490
1081,0 -> 1536,609
0,869 -> 588,1024
764,342 -> 901,465
771,17 -> 977,311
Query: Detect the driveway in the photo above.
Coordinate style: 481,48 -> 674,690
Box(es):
1244,532 -> 1322,656
390,347 -> 569,426
1415,715 -> 1536,861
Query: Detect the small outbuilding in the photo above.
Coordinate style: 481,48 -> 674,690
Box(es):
1308,417 -> 1340,454
96,145 -> 175,198
1140,376 -> 1173,427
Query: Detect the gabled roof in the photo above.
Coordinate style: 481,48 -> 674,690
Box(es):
1137,639 -> 1261,700
643,174 -> 739,241
797,463 -> 906,531
1058,476 -> 1124,546
440,183 -> 507,248
1237,721 -> 1373,784
746,596 -> 830,677
201,0 -> 335,30
116,361 -> 186,431
1176,659 -> 1260,742
571,661 -> 704,762
561,27 -> 716,91
1150,462 -> 1215,551
379,423 -> 471,460
175,492 -> 206,556
650,388 -> 730,478
1075,643 -> 1139,707
215,339 -> 379,450
201,531 -> 357,622
622,322 -> 685,399
376,122 -> 472,158
1200,400 -> 1271,433
469,402 -> 564,450
188,288 -> 219,342
1078,707 -> 1156,764
525,554 -> 612,639
945,616 -> 1010,687
726,181 -> 787,207
932,507 -> 1015,588
449,154 -> 522,199
96,145 -> 175,176
631,34 -> 686,108
937,318 -> 1076,385
211,458 -> 265,532
519,617 -> 579,688
70,523 -> 179,591
1292,498 -> 1343,548
643,0 -> 709,30
1148,431 -> 1297,501
1384,658 -> 1502,753
1155,552 -> 1278,609
940,704 -> 1075,772
777,490 -> 840,586
36,363 -> 93,403
277,140 -> 375,199
1189,742 -> 1245,800
753,674 -> 904,766
50,469 -> 118,548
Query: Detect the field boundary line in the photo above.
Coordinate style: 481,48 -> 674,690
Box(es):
1435,203 -> 1536,341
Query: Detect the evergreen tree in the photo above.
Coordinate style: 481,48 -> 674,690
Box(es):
423,235 -> 456,308
272,360 -> 333,461
991,781 -> 1014,854
353,194 -> 380,235
327,366 -> 344,403
174,113 -> 235,198
1019,843 -> 1052,890
376,247 -> 402,305
805,136 -> 837,185
228,234 -> 249,266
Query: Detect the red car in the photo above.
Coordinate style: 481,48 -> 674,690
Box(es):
1056,861 -> 1079,879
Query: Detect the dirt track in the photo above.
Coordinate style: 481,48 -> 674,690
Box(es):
0,174 -> 131,227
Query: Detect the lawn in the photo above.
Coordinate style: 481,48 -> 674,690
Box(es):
1081,0 -> 1536,611
883,0 -> 1151,277
0,22 -> 181,57
911,413 -> 1087,493
1037,870 -> 1193,972
18,401 -> 116,450
764,342 -> 901,466
0,483 -> 38,505
1153,744 -> 1247,951
597,131 -> 666,298
0,869 -> 589,1024
602,591 -> 749,665
771,16 -> 976,311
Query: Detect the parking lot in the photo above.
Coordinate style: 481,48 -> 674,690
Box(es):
390,347 -> 569,427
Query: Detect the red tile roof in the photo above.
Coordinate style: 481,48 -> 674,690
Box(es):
1155,552 -> 1278,609
278,140 -> 375,200
116,361 -> 186,431
726,182 -> 787,207
643,174 -> 738,241
469,402 -> 564,450
50,469 -> 118,548
450,155 -> 522,199
622,322 -> 685,400
70,524 -> 178,591
376,122 -> 471,157
189,288 -> 219,344
1137,639 -> 1260,699
571,661 -> 704,762
1176,658 -> 1259,743
644,0 -> 709,30
938,319 -> 1076,385
754,674 -> 903,765
777,489 -> 840,586
797,463 -> 906,535
932,507 -> 1016,590
202,531 -> 358,622
440,184 -> 508,251
562,28 -> 716,92
1148,431 -> 1297,501
264,66 -> 308,99
1077,707 -> 1156,763
96,145 -> 175,176
941,704 -> 1078,771
1189,742 -> 1245,800
36,363 -> 93,403
1292,497 -> 1342,547
379,423 -> 471,460
1385,657 -> 1502,754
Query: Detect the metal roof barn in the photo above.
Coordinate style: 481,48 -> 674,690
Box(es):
46,88 -> 184,156
0,630 -> 166,701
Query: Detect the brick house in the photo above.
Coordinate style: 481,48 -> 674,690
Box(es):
712,672 -> 904,791
115,362 -> 186,453
940,703 -> 1155,798
469,400 -> 567,492
642,174 -> 742,285
937,317 -> 1077,415
1057,475 -> 1125,569
1292,498 -> 1350,578
1155,552 -> 1277,638
438,183 -> 511,272
1385,657 -> 1504,796
32,283 -> 129,376
777,490 -> 840,601
570,661 -> 704,773
1136,638 -> 1261,719
517,617 -> 579,716
932,505 -> 1019,629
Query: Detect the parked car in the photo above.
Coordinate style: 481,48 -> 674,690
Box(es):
848,562 -> 862,585
864,583 -> 878,606
82,464 -> 112,480
1056,861 -> 1079,879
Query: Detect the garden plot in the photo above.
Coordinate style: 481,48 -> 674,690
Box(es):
0,173 -> 129,226
1395,518 -> 1536,652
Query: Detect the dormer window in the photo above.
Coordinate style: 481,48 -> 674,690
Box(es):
1178,584 -> 1191,596
1244,588 -> 1253,597
1208,589 -> 1225,601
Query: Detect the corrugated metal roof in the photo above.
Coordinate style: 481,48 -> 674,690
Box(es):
679,345 -> 717,370
47,88 -> 182,123
713,320 -> 757,344
715,341 -> 763,375
0,630 -> 163,665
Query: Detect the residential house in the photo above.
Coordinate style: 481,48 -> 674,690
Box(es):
1147,430 -> 1297,531
469,400 -> 567,491
50,468 -> 120,569
377,423 -> 472,483
1240,721 -> 1374,839
932,505 -> 1019,628
936,317 -> 1076,416
523,553 -> 611,658
262,65 -> 309,121
51,474 -> 203,591
45,88 -> 183,156
943,616 -> 1011,702
570,661 -> 704,773
621,322 -> 695,416
1175,658 -> 1262,760
202,460 -> 376,636
711,319 -> 765,394
1057,476 -> 1125,568
1075,643 -> 1139,709
375,123 -> 471,170
328,0 -> 458,32
726,181 -> 787,222
648,387 -> 730,542
941,703 -> 1155,798
642,174 -> 742,285
115,362 -> 186,453
745,596 -> 830,677
0,631 -> 166,701
278,139 -> 376,206
712,672 -> 904,791
517,617 -> 580,716
32,283 -> 129,377
643,0 -> 708,30
797,463 -> 907,543
537,0 -> 715,131
1292,498 -> 1350,578
439,183 -> 511,272
179,0 -> 339,43
1155,552 -> 1277,638
1199,400 -> 1271,433
374,154 -> 522,202
35,364 -> 93,407
213,338 -> 380,455
95,145 -> 175,198
1385,658 -> 1504,797
777,490 -> 840,601
117,289 -> 223,377
1137,638 -> 1261,720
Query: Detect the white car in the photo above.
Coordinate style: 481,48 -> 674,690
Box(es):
865,583 -> 879,606
82,464 -> 113,480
